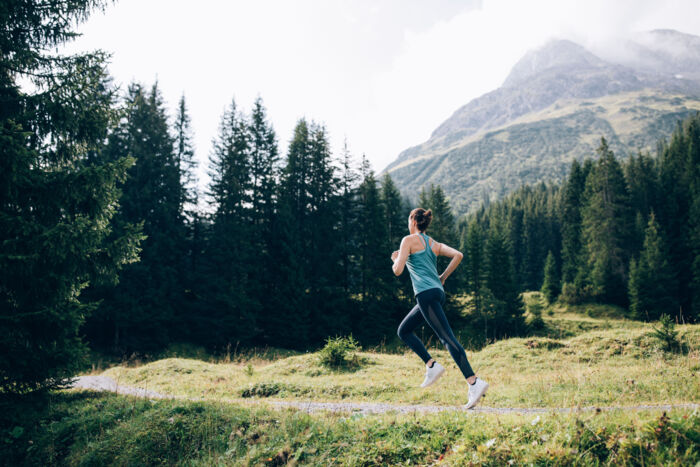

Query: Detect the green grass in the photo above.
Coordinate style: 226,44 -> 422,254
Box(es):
4,297 -> 699,465
2,390 -> 698,466
92,296 -> 699,408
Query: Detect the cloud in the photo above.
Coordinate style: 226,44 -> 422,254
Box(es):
369,0 -> 700,172
57,0 -> 700,187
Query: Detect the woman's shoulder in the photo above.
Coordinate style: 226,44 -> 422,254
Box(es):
402,234 -> 422,252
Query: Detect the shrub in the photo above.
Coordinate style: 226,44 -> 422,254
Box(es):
559,281 -> 595,305
244,363 -> 254,377
527,296 -> 545,331
649,314 -> 684,353
240,382 -> 286,398
318,335 -> 360,369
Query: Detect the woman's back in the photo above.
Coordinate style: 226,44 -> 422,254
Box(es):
406,232 -> 443,296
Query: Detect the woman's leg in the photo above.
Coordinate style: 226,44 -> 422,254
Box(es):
416,288 -> 475,380
397,303 -> 433,364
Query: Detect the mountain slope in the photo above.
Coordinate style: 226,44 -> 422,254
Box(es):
382,30 -> 700,216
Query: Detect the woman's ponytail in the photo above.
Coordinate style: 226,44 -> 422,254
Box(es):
410,208 -> 433,231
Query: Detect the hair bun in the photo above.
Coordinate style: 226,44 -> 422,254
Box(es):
410,207 -> 433,232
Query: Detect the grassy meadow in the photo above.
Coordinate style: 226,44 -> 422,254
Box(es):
3,292 -> 699,465
2,390 -> 698,466
85,292 -> 699,409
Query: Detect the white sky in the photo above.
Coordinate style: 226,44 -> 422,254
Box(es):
59,0 -> 700,190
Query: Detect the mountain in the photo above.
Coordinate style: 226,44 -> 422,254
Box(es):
381,29 -> 700,216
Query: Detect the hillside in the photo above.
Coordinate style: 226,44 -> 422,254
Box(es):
382,30 -> 700,216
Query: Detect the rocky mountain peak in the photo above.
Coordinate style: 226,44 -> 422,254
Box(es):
502,38 -> 605,88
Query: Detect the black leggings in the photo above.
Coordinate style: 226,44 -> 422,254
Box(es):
397,287 -> 475,380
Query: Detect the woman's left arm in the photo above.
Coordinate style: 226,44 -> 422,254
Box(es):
391,236 -> 411,276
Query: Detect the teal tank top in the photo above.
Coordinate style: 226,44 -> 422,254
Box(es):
406,232 -> 444,296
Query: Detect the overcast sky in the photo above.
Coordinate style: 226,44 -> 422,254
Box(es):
60,0 -> 700,189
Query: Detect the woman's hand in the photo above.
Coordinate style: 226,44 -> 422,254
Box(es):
439,273 -> 446,285
391,250 -> 399,262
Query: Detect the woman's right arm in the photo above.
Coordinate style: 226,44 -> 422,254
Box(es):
437,242 -> 464,285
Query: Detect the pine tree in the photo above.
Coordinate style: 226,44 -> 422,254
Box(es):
356,156 -> 394,343
505,204 -> 526,291
267,119 -> 313,348
82,82 -> 186,354
173,93 -> 201,341
580,137 -> 634,306
464,219 -> 488,337
247,97 -> 280,344
560,159 -> 586,285
624,152 -> 659,254
200,98 -> 258,349
485,224 -> 527,338
656,119 -> 696,318
0,0 -> 143,393
429,186 -> 460,277
381,173 -> 406,251
338,139 -> 360,294
306,124 -> 345,342
541,250 -> 560,304
687,115 -> 700,322
689,193 -> 700,322
175,94 -> 199,216
381,173 -> 412,315
628,210 -> 677,321
267,181 -> 308,348
521,206 -> 541,290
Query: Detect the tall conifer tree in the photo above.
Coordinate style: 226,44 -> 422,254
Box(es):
382,174 -> 406,252
581,137 -> 634,306
338,139 -> 360,295
268,119 -> 313,347
485,224 -> 527,338
175,94 -> 199,216
85,82 -> 185,353
541,250 -> 560,304
200,99 -> 258,348
1,0 -> 144,392
173,94 -> 200,340
465,219 -> 488,333
306,124 -> 345,342
381,173 -> 412,313
628,211 -> 678,321
247,97 -> 280,343
560,159 -> 586,285
356,156 -> 394,342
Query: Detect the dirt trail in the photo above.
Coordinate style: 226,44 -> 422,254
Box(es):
68,375 -> 700,415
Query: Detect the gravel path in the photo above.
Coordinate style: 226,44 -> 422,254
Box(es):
67,375 -> 700,415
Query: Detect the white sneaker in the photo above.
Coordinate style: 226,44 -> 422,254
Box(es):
464,377 -> 489,409
420,361 -> 446,388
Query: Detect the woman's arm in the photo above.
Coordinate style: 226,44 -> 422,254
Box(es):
391,236 -> 411,276
437,242 -> 464,284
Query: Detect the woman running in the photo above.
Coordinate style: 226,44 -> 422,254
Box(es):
391,208 -> 488,409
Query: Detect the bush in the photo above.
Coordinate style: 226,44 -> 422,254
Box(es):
649,314 -> 685,353
318,335 -> 360,369
559,281 -> 595,305
240,382 -> 289,398
527,296 -> 546,331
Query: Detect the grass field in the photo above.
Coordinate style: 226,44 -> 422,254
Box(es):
90,293 -> 699,409
3,293 -> 699,465
2,390 -> 698,466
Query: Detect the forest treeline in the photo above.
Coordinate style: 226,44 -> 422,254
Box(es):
465,126 -> 700,325
3,1 -> 700,395
79,82 -> 427,355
